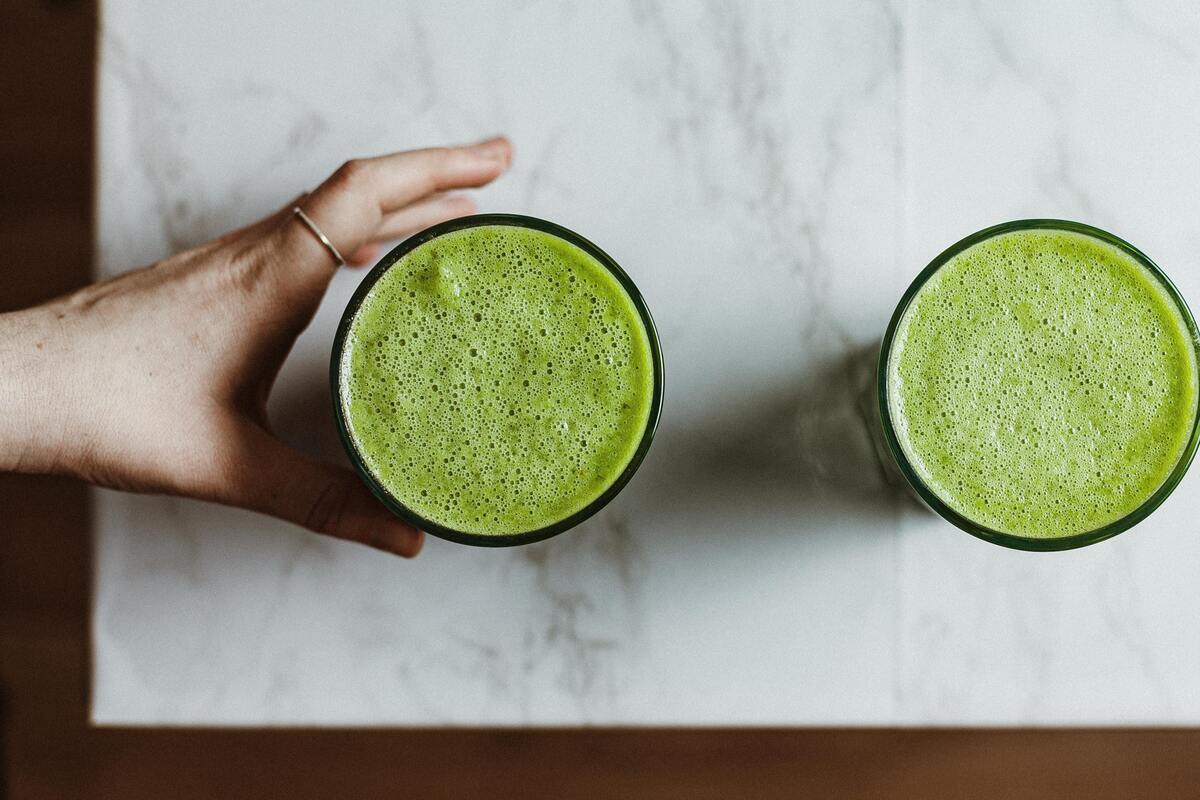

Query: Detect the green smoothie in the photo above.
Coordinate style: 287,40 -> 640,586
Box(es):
338,223 -> 656,537
887,227 -> 1198,539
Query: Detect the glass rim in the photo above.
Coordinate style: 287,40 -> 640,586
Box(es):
877,218 -> 1200,551
330,213 -> 665,548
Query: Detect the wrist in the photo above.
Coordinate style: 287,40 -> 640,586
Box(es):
0,306 -> 75,475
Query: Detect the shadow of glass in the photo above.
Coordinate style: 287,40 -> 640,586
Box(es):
267,337 -> 920,555
617,342 -> 918,547
268,356 -> 352,469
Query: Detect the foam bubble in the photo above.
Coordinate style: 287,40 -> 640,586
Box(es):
340,225 -> 654,536
888,228 -> 1198,538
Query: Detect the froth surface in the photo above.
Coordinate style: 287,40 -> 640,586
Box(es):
888,228 -> 1198,538
340,225 -> 654,536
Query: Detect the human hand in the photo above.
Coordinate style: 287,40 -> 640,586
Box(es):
0,136 -> 513,557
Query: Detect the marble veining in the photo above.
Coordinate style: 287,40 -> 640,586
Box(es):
94,0 -> 1200,724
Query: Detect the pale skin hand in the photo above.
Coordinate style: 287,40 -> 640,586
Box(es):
0,137 -> 514,557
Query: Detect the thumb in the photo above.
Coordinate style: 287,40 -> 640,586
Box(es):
221,424 -> 424,557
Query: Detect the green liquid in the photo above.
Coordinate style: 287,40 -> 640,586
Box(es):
339,225 -> 655,537
888,228 -> 1198,538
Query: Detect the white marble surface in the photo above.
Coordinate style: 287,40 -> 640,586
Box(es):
92,0 -> 1200,725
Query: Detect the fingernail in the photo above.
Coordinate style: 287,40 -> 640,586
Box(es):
385,525 -> 423,558
403,529 -> 426,558
472,136 -> 511,164
364,520 -> 424,558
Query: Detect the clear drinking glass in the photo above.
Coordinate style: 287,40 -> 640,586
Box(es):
331,214 -> 665,547
873,219 -> 1200,551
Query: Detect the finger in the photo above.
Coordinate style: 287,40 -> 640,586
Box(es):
347,243 -> 381,267
368,193 -> 477,243
342,192 -> 476,266
343,194 -> 477,266
219,424 -> 424,557
360,136 -> 511,211
269,136 -> 512,283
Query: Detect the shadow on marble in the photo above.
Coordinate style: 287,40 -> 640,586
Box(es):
266,339 -> 910,556
625,343 -> 908,543
269,356 -> 351,468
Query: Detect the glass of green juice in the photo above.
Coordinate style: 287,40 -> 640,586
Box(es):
331,214 -> 664,547
876,219 -> 1200,551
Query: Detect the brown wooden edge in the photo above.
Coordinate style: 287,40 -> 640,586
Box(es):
5,1 -> 1200,798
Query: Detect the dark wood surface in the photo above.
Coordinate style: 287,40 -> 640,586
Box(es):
3,1 -> 1200,797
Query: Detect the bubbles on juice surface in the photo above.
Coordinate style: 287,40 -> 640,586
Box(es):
888,228 -> 1197,538
340,225 -> 654,536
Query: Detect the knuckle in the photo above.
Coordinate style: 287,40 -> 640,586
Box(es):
331,158 -> 365,189
419,148 -> 456,191
220,249 -> 269,297
303,477 -> 353,536
183,241 -> 272,307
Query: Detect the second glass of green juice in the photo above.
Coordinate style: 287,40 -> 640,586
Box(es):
332,215 -> 664,547
876,219 -> 1200,550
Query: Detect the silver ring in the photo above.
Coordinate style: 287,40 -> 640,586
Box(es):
292,206 -> 346,267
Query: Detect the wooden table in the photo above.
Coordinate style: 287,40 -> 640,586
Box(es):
3,1 -> 1199,795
